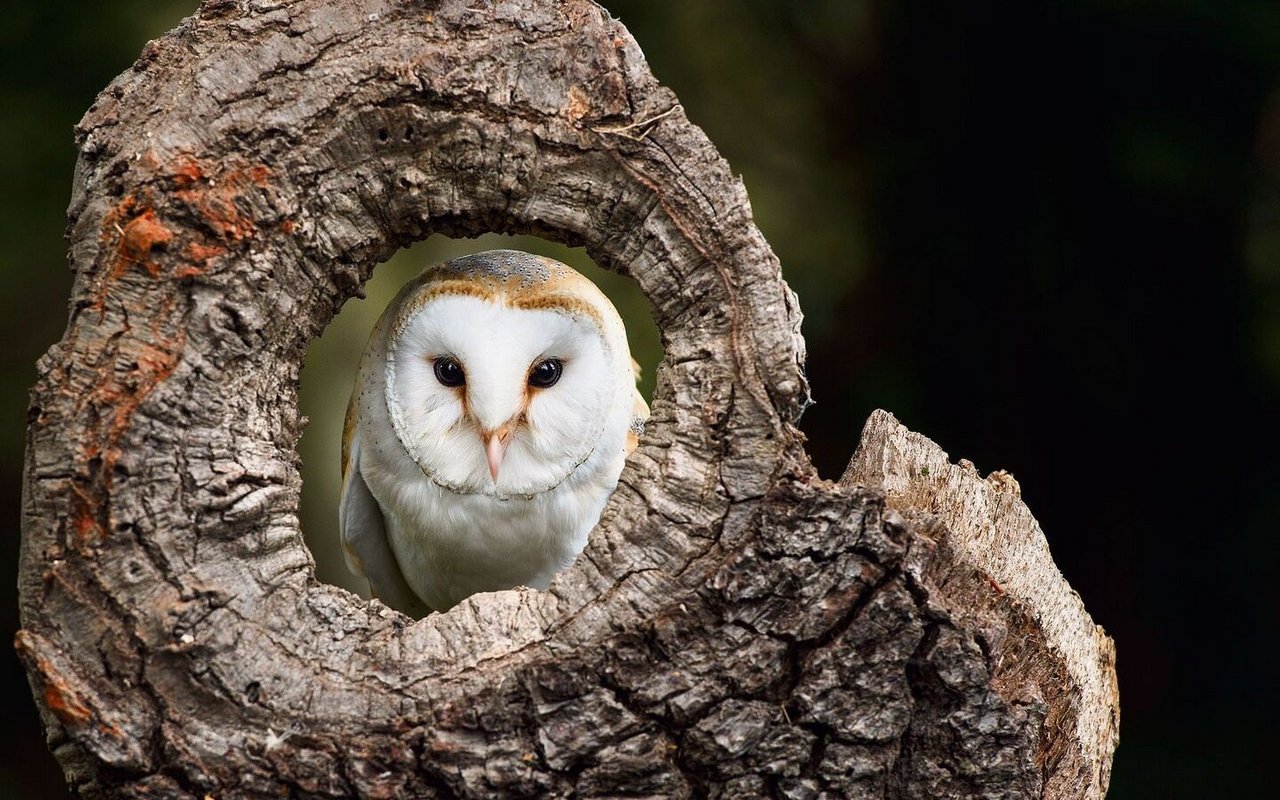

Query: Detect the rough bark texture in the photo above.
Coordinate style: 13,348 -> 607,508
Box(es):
842,411 -> 1120,799
18,1 -> 1118,797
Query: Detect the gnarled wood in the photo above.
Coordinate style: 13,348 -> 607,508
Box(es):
843,410 -> 1120,799
18,0 -> 1116,797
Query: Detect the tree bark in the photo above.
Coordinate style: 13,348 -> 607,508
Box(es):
18,0 -> 1117,797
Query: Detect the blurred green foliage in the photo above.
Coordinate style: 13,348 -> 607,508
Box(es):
3,1 -> 1278,798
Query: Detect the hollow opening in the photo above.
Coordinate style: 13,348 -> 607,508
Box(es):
298,233 -> 662,602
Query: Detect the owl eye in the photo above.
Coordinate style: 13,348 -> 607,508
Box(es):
528,358 -> 562,389
433,356 -> 466,387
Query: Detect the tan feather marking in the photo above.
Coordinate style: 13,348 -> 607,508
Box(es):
503,258 -> 611,328
395,278 -> 502,323
510,292 -> 604,329
386,252 -> 626,338
394,272 -> 615,338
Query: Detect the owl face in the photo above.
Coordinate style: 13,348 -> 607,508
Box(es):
383,290 -> 621,497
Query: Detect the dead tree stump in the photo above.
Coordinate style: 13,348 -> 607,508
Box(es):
17,0 -> 1118,797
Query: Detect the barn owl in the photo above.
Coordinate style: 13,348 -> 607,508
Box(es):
339,250 -> 648,616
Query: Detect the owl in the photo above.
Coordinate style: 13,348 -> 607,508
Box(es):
339,250 -> 649,616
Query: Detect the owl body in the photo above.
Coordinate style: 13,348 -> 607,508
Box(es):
340,251 -> 646,615
362,446 -> 619,612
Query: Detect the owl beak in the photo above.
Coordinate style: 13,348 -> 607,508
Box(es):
483,425 -> 513,481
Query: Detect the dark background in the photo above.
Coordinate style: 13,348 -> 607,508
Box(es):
2,1 -> 1276,796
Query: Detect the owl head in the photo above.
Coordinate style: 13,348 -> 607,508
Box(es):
373,250 -> 637,497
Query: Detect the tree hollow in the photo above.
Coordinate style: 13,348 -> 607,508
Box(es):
17,1 -> 1117,797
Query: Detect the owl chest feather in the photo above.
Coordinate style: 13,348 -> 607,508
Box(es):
370,456 -> 616,612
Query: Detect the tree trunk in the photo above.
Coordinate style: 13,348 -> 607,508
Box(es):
17,0 -> 1118,797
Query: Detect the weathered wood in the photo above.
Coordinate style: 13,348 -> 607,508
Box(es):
843,410 -> 1120,799
18,0 -> 1116,797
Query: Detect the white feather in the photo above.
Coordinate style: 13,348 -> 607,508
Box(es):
339,431 -> 430,617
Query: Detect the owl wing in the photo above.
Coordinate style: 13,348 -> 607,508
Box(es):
625,358 -> 650,456
340,390 -> 430,617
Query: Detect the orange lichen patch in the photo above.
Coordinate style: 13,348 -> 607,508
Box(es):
70,485 -> 105,546
185,241 -> 226,262
177,184 -> 254,241
118,209 -> 174,277
91,156 -> 283,309
173,157 -> 273,243
73,307 -> 185,545
175,240 -> 229,279
44,678 -> 93,727
170,155 -> 205,187
94,194 -> 175,309
92,155 -> 283,309
75,155 -> 282,539
99,192 -> 138,250
14,631 -> 93,729
90,337 -> 183,476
